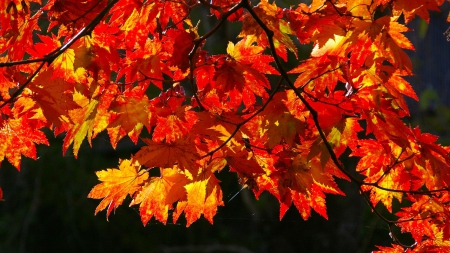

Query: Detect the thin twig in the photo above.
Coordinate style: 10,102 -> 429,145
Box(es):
203,77 -> 284,158
188,0 -> 245,111
240,0 -> 435,247
242,0 -> 362,184
0,62 -> 45,108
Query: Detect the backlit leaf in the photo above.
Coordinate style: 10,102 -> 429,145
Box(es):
130,166 -> 189,225
88,159 -> 149,219
0,97 -> 49,169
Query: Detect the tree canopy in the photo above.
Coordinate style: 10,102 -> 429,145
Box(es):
1,0 -> 450,252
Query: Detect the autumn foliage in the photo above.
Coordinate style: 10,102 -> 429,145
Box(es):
1,0 -> 450,251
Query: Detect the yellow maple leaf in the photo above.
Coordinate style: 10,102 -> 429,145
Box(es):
52,48 -> 75,80
62,91 -> 99,157
173,171 -> 224,226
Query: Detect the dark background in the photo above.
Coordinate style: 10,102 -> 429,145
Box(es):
1,1 -> 449,253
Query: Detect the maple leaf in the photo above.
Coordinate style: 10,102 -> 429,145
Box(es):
62,90 -> 99,156
88,159 -> 149,219
408,127 -> 450,188
365,168 -> 405,212
373,244 -> 410,253
72,36 -> 120,81
52,48 -> 76,80
351,139 -> 410,211
227,37 -> 277,73
383,69 -> 419,115
152,106 -> 198,143
395,195 -> 444,243
250,149 -> 344,220
27,34 -> 59,59
288,184 -> 328,220
107,88 -> 151,147
133,138 -> 199,172
367,17 -> 414,73
350,139 -> 392,173
173,170 -> 224,226
117,38 -> 169,90
392,0 -> 444,23
239,0 -> 298,61
150,86 -> 198,143
164,28 -> 197,72
342,0 -> 376,19
247,92 -> 304,148
60,79 -> 115,155
153,0 -> 190,30
0,65 -> 22,101
130,166 -> 189,225
191,111 -> 247,153
287,5 -> 348,48
0,8 -> 40,61
211,37 -> 278,109
115,3 -> 159,50
46,0 -> 108,30
28,69 -> 79,130
0,97 -> 49,169
288,55 -> 342,93
225,148 -> 267,175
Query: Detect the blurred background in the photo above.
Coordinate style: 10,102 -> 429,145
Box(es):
1,1 -> 449,253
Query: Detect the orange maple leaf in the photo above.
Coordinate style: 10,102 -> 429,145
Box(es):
133,138 -> 199,172
88,159 -> 149,219
150,85 -> 198,143
130,167 -> 189,225
392,0 -> 444,23
152,107 -> 198,143
0,97 -> 49,169
28,69 -> 79,131
107,88 -> 151,147
0,9 -> 39,61
61,81 -> 116,156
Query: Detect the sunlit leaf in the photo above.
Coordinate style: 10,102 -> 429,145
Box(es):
88,159 -> 149,219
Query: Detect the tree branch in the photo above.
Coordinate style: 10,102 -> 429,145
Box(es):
203,77 -> 284,158
0,0 -> 119,108
240,0 -> 449,248
188,1 -> 245,111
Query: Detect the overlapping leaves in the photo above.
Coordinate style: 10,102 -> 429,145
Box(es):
1,0 -> 450,252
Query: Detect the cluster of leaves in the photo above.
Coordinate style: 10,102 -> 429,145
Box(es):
1,0 -> 450,251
